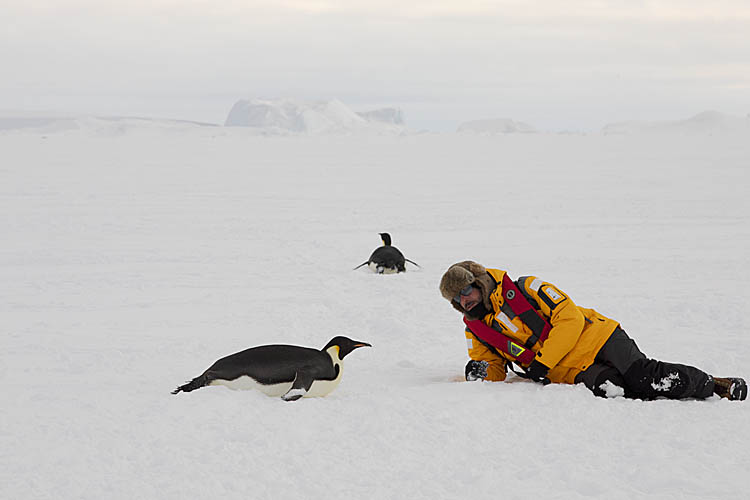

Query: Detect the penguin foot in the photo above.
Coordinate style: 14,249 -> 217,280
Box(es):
171,374 -> 208,394
281,389 -> 306,402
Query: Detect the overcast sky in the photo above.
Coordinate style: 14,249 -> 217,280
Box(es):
2,1 -> 749,131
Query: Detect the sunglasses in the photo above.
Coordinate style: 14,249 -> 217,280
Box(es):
453,285 -> 474,303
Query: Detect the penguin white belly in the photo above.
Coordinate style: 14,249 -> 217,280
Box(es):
368,262 -> 398,274
210,376 -> 292,397
305,376 -> 343,397
209,363 -> 344,398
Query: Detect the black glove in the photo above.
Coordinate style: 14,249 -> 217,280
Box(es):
526,360 -> 551,385
465,360 -> 489,381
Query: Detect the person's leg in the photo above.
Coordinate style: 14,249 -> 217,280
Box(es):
575,327 -> 644,398
575,363 -> 630,398
623,358 -> 714,400
593,326 -> 646,373
598,327 -> 713,400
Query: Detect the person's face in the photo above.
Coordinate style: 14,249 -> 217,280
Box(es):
458,286 -> 482,311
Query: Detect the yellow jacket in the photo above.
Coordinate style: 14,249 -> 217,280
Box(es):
466,268 -> 618,384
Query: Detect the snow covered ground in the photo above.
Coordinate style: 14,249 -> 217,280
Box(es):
1,122 -> 749,499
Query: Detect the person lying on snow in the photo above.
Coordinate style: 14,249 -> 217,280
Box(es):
439,261 -> 746,401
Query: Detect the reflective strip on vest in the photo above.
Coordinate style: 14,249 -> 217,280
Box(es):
464,317 -> 537,365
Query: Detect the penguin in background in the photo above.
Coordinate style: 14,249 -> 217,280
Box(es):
353,232 -> 420,274
172,336 -> 371,402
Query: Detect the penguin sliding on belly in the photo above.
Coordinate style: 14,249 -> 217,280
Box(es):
353,232 -> 420,274
172,336 -> 371,402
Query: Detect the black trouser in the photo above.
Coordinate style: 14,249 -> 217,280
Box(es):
574,327 -> 714,400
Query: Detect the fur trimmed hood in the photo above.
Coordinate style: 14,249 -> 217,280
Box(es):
439,260 -> 497,319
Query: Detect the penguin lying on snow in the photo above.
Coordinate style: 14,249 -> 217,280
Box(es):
353,232 -> 420,274
172,336 -> 371,402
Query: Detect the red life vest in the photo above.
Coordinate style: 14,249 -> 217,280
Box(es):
464,273 -> 551,365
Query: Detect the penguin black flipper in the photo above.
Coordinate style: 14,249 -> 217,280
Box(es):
281,367 -> 319,402
405,258 -> 421,268
352,261 -> 369,270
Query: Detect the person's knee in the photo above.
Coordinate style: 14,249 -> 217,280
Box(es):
623,358 -> 663,399
588,366 -> 627,398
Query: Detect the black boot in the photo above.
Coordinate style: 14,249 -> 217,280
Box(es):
712,377 -> 747,401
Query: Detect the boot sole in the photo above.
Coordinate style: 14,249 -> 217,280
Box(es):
730,378 -> 748,401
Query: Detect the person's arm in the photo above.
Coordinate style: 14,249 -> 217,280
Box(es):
465,328 -> 508,381
519,277 -> 585,372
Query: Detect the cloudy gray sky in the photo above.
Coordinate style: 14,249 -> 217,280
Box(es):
2,0 -> 749,131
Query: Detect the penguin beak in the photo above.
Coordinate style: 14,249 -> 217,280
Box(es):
328,338 -> 372,359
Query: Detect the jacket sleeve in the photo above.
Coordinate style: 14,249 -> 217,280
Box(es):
519,277 -> 585,370
465,328 -> 507,381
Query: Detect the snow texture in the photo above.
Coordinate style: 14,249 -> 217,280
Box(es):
1,119 -> 749,500
600,381 -> 626,399
651,373 -> 681,392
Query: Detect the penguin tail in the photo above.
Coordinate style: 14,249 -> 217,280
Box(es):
171,373 -> 209,394
352,261 -> 369,270
405,258 -> 421,268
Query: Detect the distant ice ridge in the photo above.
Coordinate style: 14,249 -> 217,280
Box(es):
0,111 -> 217,135
0,111 -> 80,133
602,111 -> 750,136
456,118 -> 537,134
224,98 -> 407,135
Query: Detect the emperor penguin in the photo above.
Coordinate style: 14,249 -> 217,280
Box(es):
353,232 -> 420,274
171,336 -> 371,402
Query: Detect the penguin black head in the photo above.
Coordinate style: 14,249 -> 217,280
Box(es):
379,233 -> 392,246
323,336 -> 372,359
